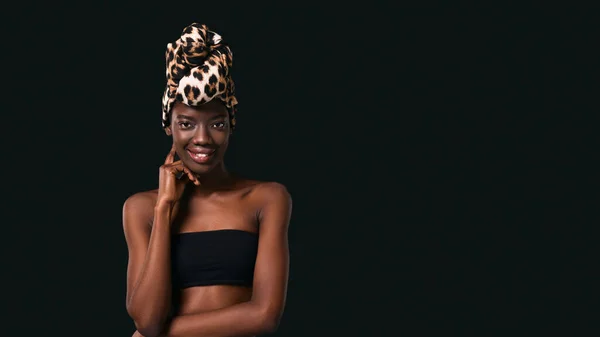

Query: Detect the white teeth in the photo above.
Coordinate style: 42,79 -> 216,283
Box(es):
188,150 -> 211,159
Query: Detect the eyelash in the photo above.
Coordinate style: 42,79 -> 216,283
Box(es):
177,121 -> 226,129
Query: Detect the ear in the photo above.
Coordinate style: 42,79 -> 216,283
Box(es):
165,126 -> 172,136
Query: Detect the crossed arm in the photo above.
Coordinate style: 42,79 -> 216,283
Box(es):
123,182 -> 292,337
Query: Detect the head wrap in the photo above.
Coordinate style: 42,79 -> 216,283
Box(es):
161,23 -> 238,131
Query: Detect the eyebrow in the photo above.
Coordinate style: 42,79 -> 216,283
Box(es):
175,115 -> 195,120
175,113 -> 227,121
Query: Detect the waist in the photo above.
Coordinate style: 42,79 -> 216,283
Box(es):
174,284 -> 253,315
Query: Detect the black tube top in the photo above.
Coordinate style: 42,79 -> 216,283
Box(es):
170,229 -> 258,289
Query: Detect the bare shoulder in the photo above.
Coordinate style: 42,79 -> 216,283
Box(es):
122,189 -> 159,220
248,181 -> 292,229
251,181 -> 292,205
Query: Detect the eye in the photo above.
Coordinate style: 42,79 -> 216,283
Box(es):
178,121 -> 194,129
211,121 -> 227,129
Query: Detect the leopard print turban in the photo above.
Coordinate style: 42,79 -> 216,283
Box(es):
161,23 -> 238,131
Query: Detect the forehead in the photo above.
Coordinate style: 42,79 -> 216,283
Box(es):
171,100 -> 228,118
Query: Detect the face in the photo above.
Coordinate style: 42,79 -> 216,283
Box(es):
167,100 -> 231,175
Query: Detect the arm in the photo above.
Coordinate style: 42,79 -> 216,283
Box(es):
123,193 -> 176,337
159,182 -> 292,337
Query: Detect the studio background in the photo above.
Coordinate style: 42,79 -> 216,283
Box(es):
4,4 -> 597,336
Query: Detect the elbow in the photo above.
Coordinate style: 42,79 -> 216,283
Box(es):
259,309 -> 283,334
261,319 -> 280,334
134,321 -> 164,337
127,307 -> 166,337
137,328 -> 162,337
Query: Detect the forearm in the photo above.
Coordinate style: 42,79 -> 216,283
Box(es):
160,301 -> 276,337
127,203 -> 175,335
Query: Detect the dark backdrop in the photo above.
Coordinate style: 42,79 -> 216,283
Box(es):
5,4 -> 597,336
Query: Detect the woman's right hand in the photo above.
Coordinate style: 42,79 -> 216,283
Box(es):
157,144 -> 200,207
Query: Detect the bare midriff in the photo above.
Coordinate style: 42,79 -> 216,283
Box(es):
174,285 -> 253,315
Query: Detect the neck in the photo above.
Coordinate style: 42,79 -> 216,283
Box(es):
194,162 -> 235,190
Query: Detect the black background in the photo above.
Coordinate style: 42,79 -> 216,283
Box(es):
5,3 -> 598,336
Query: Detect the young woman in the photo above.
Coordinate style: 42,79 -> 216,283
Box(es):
122,23 -> 292,337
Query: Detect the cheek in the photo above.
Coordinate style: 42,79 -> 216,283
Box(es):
172,129 -> 189,142
171,134 -> 189,154
171,134 -> 182,146
211,130 -> 230,145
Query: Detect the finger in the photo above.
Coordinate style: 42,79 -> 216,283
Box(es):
169,161 -> 198,185
166,160 -> 183,167
173,163 -> 192,181
171,168 -> 187,181
170,165 -> 183,175
184,167 -> 200,185
164,144 -> 176,164
177,171 -> 188,180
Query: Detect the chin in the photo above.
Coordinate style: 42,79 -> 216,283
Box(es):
184,160 -> 217,175
192,167 -> 213,175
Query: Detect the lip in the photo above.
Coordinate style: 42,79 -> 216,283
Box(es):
186,147 -> 215,155
186,148 -> 215,164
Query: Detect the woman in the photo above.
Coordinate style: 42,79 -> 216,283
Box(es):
122,23 -> 292,337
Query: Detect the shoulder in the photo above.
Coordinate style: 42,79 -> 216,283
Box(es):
232,174 -> 291,202
247,181 -> 292,230
252,181 -> 292,205
122,189 -> 159,218
251,182 -> 292,224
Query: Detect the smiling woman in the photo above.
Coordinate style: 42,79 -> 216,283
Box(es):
170,100 -> 230,171
122,23 -> 292,337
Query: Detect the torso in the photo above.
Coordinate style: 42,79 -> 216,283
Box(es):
146,177 -> 264,315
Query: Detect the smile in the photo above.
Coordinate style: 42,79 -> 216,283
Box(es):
187,149 -> 215,164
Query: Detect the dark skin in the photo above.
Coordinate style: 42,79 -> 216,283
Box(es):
123,100 -> 292,337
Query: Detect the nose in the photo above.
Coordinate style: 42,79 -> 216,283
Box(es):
191,124 -> 212,145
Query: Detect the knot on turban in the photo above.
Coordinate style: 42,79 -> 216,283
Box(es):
161,23 -> 238,131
